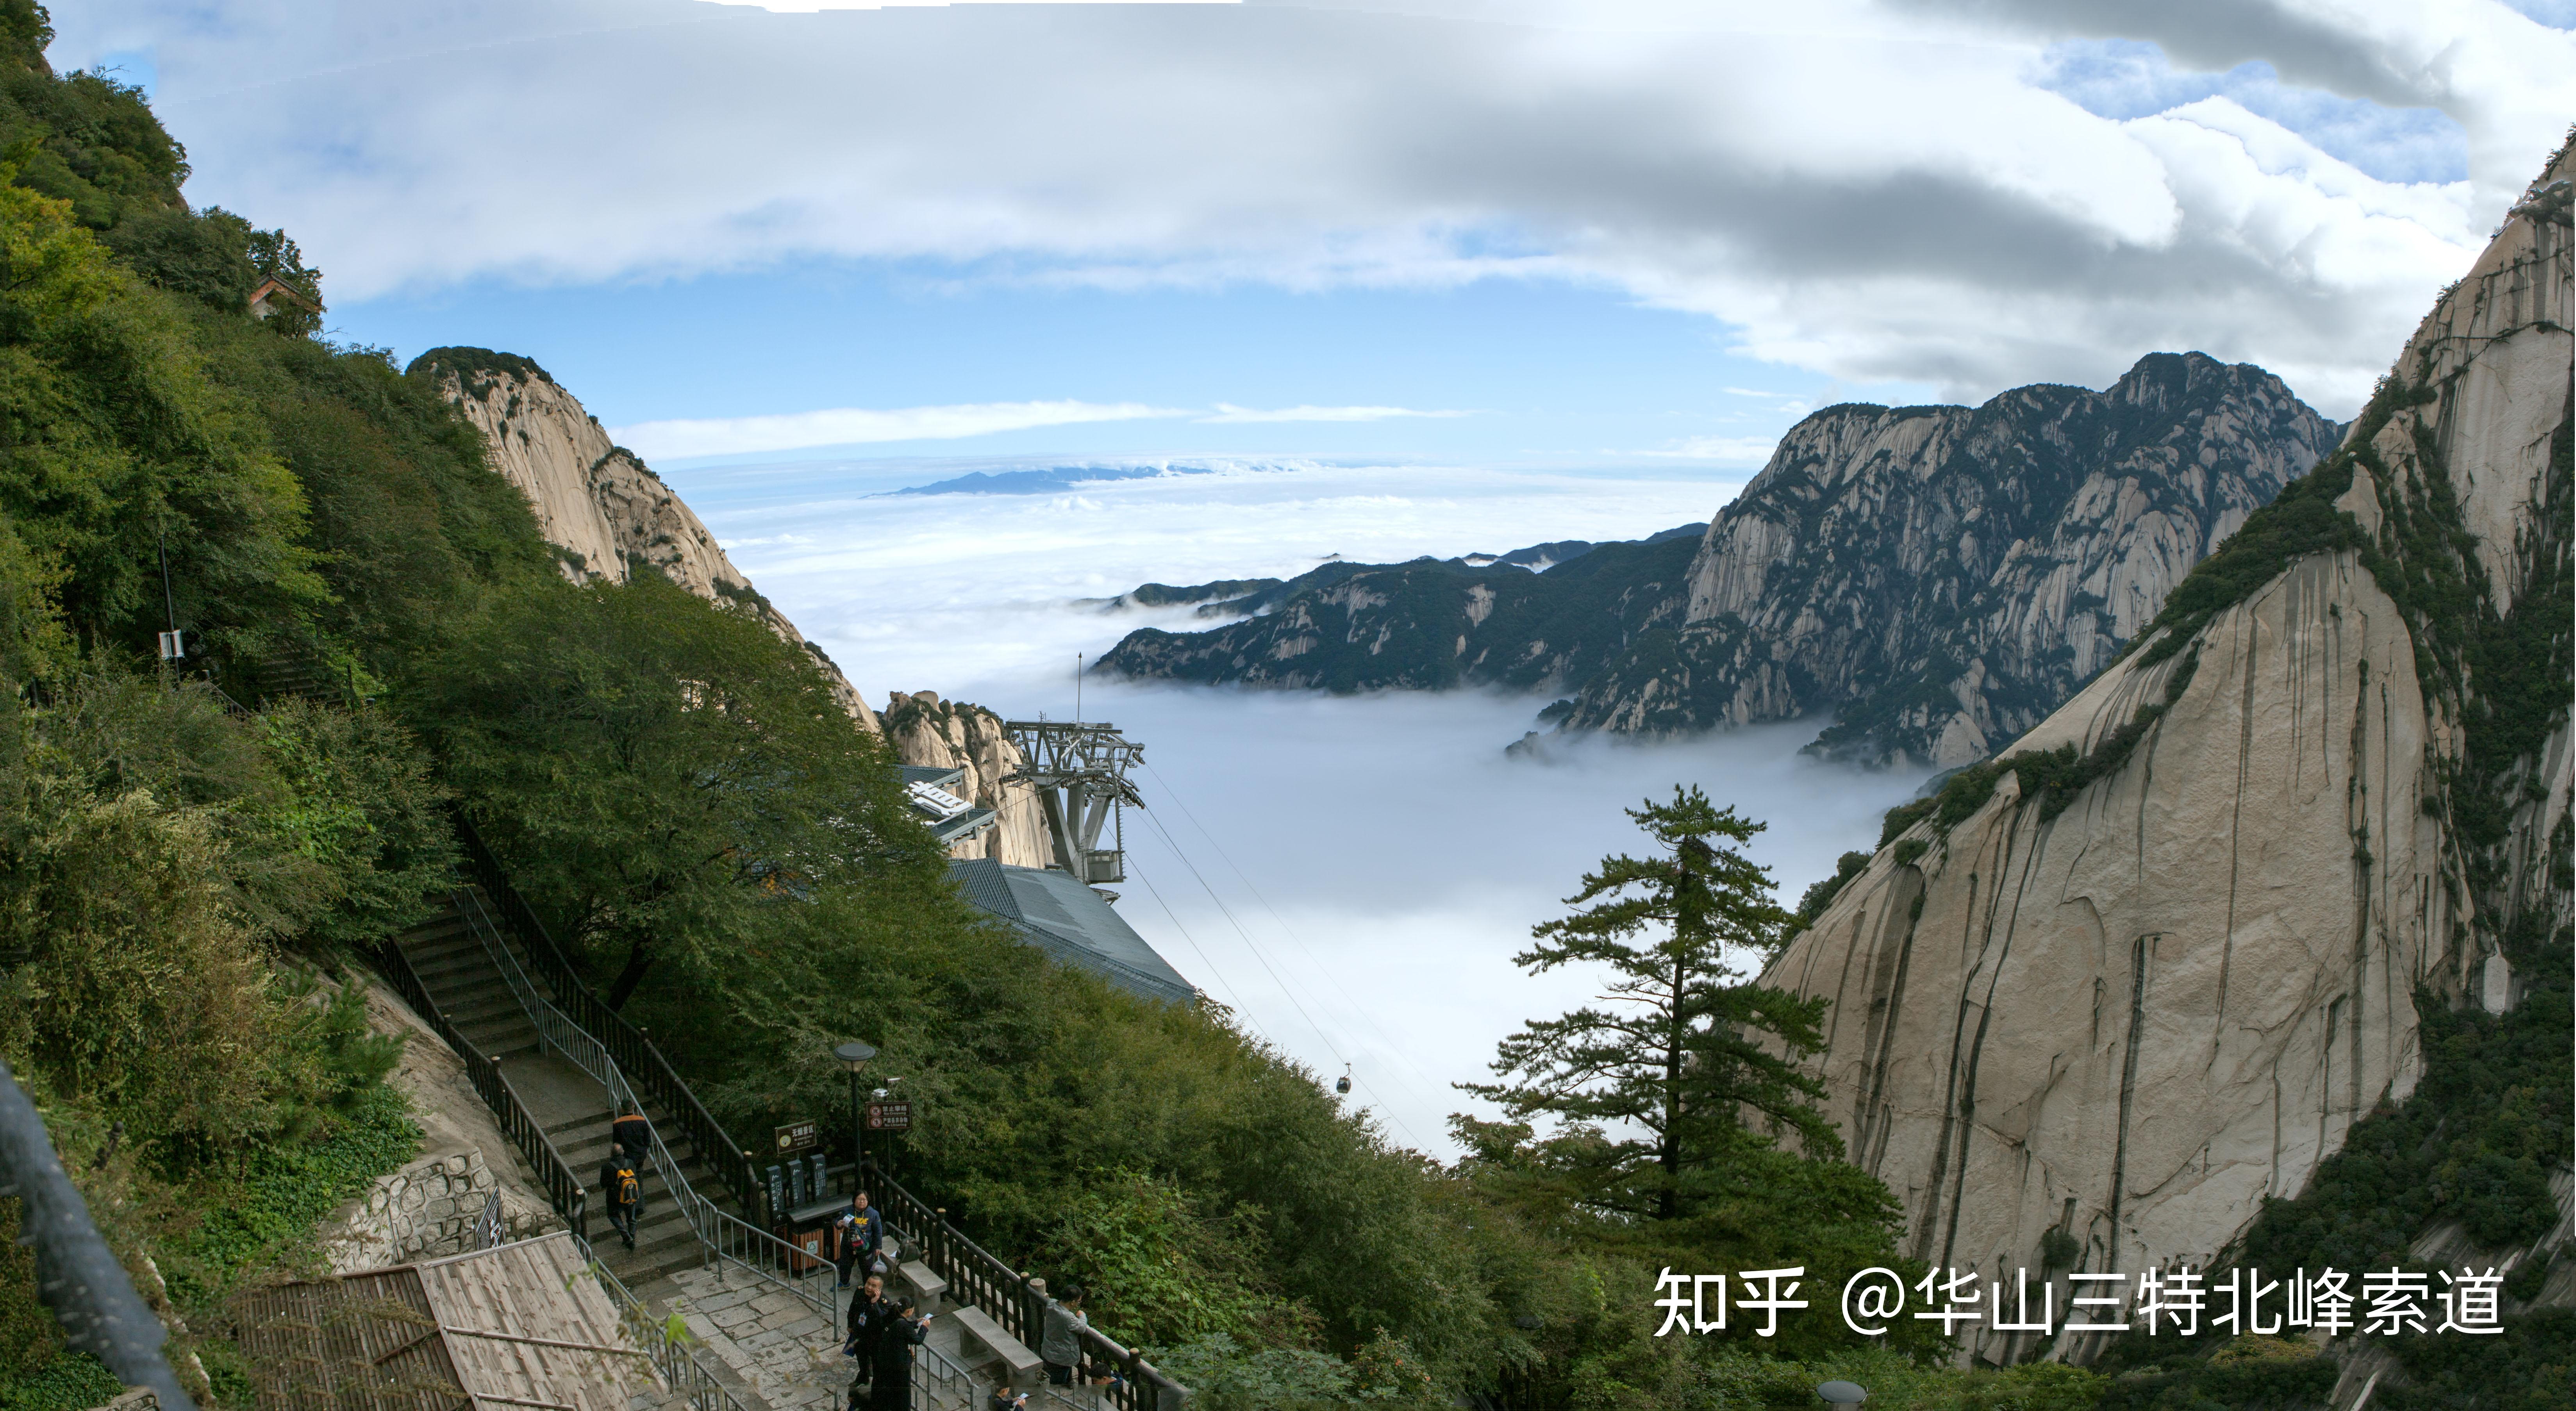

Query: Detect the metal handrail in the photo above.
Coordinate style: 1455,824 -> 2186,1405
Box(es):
862,1159 -> 1187,1411
915,1339 -> 976,1409
454,810 -> 765,1217
373,940 -> 589,1244
451,886 -> 831,1320
471,1190 -> 503,1251
578,1233 -> 758,1411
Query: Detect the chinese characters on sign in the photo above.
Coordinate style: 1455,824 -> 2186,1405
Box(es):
1653,1265 -> 2506,1339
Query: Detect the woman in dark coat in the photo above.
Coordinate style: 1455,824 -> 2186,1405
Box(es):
868,1298 -> 928,1410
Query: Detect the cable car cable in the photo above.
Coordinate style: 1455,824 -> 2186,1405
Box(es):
1134,806 -> 1435,1153
1140,762 -> 1462,1105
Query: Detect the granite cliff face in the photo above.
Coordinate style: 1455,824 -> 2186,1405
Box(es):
1566,353 -> 2344,767
1096,358 -> 2337,770
1762,146 -> 2572,1370
409,348 -> 879,732
880,690 -> 1051,869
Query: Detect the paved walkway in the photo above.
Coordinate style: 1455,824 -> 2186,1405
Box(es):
446,1018 -> 1026,1411
660,1269 -> 1010,1411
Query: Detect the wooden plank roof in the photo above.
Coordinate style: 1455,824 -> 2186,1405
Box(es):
237,1233 -> 657,1411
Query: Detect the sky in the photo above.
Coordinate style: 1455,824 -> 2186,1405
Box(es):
46,0 -> 2576,1151
50,0 -> 2576,466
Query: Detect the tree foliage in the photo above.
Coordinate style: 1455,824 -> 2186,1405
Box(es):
412,570 -> 937,1006
1464,786 -> 1835,1222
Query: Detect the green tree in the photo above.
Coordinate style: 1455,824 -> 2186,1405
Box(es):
1463,787 -> 1834,1222
414,571 -> 938,1007
243,227 -> 322,337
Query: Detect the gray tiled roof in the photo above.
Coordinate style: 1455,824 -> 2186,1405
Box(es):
948,858 -> 1196,1006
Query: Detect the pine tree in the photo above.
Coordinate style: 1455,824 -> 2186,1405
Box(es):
1463,785 -> 1837,1221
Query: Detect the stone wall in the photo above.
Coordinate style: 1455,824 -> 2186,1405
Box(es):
327,1148 -> 556,1274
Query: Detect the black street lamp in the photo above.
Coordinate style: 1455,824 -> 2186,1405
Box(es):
835,1040 -> 876,1192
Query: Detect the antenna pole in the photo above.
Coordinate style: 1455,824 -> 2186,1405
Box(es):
1076,653 -> 1082,722
157,527 -> 178,637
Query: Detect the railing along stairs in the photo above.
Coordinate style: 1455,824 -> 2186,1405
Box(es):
862,1158 -> 1187,1411
435,810 -> 1188,1408
448,878 -> 835,1320
373,936 -> 752,1411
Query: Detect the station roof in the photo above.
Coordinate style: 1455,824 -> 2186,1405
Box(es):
898,765 -> 994,844
234,1232 -> 655,1411
950,858 -> 1196,1006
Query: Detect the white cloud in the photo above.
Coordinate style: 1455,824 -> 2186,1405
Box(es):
613,400 -> 1186,458
55,0 -> 2576,415
1196,403 -> 1473,423
1631,436 -> 1783,464
705,0 -> 1227,9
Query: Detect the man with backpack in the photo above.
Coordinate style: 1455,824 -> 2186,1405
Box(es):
600,1142 -> 643,1251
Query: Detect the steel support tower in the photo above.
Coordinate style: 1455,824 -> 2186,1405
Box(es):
1002,720 -> 1144,883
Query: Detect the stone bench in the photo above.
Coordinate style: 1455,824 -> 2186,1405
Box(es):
948,1304 -> 1041,1384
896,1259 -> 948,1313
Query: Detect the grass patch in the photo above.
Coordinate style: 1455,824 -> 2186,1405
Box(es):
0,1352 -> 121,1411
161,1083 -> 421,1307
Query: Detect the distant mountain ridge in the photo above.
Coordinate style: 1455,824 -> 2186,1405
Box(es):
1568,351 -> 2344,765
1098,353 -> 2343,768
1091,525 -> 1707,693
887,457 -> 1323,497
1089,523 -> 1704,619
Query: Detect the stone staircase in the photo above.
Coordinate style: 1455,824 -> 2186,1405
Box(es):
389,891 -> 746,1290
392,890 -> 541,1060
389,887 -> 1065,1411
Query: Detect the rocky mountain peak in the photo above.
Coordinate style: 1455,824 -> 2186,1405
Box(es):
1570,349 -> 2344,765
1760,139 -> 2572,1366
410,347 -> 879,732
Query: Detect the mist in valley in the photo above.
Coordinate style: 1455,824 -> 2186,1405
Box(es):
679,455 -> 1933,1156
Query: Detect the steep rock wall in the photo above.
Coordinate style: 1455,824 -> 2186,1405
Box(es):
412,350 -> 878,733
881,691 -> 1051,869
1569,353 -> 2341,767
1762,147 -> 2572,1368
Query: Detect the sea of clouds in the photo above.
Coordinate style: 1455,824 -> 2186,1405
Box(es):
677,455 -> 1932,1157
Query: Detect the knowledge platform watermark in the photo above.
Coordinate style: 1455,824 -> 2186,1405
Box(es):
1654,1265 -> 2509,1339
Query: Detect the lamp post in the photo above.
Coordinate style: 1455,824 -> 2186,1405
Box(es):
835,1040 -> 876,1195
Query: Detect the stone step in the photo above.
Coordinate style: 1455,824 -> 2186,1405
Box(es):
403,942 -> 505,979
405,951 -> 519,991
440,989 -> 535,1027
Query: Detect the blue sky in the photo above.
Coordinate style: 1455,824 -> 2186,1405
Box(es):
57,0 -> 2576,469
327,263 -> 1892,468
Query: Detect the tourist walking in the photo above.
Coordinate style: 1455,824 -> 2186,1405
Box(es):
611,1106 -> 653,1217
599,1143 -> 641,1251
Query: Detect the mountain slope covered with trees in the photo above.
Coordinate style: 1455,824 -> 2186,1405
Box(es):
0,8 -> 2004,1409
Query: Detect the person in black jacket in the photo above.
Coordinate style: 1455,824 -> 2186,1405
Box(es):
598,1143 -> 642,1250
867,1298 -> 928,1411
842,1272 -> 892,1409
611,1108 -> 653,1220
